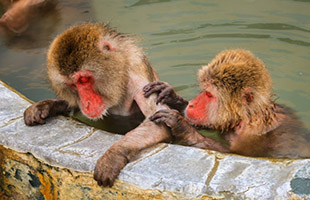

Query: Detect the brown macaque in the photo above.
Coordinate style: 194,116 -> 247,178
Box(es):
144,49 -> 310,158
0,0 -> 57,34
24,23 -> 171,186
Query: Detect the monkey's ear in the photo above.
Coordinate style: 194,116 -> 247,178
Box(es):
103,41 -> 115,51
242,87 -> 254,104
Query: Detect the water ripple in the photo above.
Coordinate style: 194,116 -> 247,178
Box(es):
277,38 -> 310,47
128,0 -> 172,7
170,33 -> 270,43
152,22 -> 310,37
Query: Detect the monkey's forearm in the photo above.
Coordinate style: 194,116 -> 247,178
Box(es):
48,99 -> 73,116
94,120 -> 171,186
172,123 -> 230,153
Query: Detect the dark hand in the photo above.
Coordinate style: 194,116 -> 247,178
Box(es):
24,99 -> 69,126
149,109 -> 193,138
94,147 -> 128,187
143,81 -> 188,112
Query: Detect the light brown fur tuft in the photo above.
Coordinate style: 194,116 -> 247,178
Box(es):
198,49 -> 275,132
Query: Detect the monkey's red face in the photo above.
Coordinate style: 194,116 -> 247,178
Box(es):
185,91 -> 215,126
67,70 -> 106,119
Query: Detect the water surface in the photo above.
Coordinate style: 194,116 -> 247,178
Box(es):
0,0 -> 309,130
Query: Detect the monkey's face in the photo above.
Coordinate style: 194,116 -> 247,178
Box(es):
47,23 -> 129,120
185,49 -> 273,131
184,81 -> 219,128
68,70 -> 107,118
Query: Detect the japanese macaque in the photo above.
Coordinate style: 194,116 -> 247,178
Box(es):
144,49 -> 310,158
0,0 -> 57,34
24,23 -> 171,186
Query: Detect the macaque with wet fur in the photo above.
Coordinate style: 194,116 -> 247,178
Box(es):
144,49 -> 310,158
24,23 -> 171,186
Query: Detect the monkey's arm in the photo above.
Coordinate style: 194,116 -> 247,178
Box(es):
144,81 -> 188,113
24,99 -> 73,126
150,109 -> 230,153
94,119 -> 170,186
94,90 -> 172,187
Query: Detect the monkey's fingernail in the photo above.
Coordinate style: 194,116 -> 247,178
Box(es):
154,119 -> 162,124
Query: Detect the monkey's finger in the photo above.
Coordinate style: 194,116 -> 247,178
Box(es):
40,109 -> 49,119
143,81 -> 167,96
97,179 -> 103,186
144,84 -> 167,98
152,115 -> 176,128
157,87 -> 174,104
153,118 -> 168,125
33,112 -> 46,125
143,81 -> 163,92
94,170 -> 103,186
24,117 -> 32,126
149,110 -> 171,121
101,177 -> 109,187
108,177 -> 114,187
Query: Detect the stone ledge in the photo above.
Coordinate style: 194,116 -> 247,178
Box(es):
0,80 -> 309,200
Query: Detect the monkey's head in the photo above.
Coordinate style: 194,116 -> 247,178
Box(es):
46,23 -> 142,119
185,49 -> 273,131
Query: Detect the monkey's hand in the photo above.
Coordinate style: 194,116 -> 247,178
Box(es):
143,81 -> 188,113
94,147 -> 128,187
24,99 -> 70,126
150,109 -> 230,153
149,109 -> 193,139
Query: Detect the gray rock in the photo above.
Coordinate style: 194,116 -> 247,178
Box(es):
0,80 -> 309,199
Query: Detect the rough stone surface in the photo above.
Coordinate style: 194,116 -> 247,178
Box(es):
0,80 -> 310,200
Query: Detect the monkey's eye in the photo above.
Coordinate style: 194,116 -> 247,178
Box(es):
79,77 -> 90,84
205,91 -> 213,98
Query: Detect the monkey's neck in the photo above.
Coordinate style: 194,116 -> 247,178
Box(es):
236,103 -> 284,136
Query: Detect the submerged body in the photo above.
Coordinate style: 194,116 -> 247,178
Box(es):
145,49 -> 310,158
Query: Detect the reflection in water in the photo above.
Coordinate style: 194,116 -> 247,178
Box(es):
0,0 -> 60,49
0,0 -> 95,103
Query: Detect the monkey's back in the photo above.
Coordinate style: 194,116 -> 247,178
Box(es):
267,105 -> 310,158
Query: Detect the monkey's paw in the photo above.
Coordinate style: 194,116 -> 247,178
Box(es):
144,81 -> 188,112
150,109 -> 192,137
94,148 -> 128,187
150,109 -> 181,129
143,81 -> 175,105
24,100 -> 55,126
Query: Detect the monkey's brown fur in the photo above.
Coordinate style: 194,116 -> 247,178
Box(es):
146,49 -> 310,158
24,23 -> 170,186
47,23 -> 157,114
198,49 -> 275,132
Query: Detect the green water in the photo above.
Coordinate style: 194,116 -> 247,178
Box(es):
0,0 -> 309,130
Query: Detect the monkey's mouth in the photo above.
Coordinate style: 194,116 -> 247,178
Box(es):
81,103 -> 107,120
